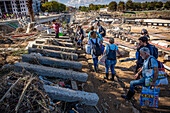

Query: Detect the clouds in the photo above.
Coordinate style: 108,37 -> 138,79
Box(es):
66,0 -> 113,6
48,0 -> 169,6
49,0 -> 113,6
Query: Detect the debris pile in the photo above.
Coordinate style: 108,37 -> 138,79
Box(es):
0,37 -> 14,44
0,71 -> 54,113
0,70 -> 85,113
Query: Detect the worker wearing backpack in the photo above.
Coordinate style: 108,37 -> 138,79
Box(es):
97,22 -> 106,37
136,36 -> 158,78
103,38 -> 122,81
88,26 -> 105,54
88,31 -> 102,72
141,29 -> 150,40
88,26 -> 103,42
77,25 -> 85,50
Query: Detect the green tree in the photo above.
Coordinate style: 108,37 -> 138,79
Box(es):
141,2 -> 147,10
163,1 -> 170,10
126,0 -> 133,10
155,2 -> 163,10
101,5 -> 105,8
104,5 -> 108,8
117,1 -> 125,11
79,6 -> 82,10
41,1 -> 66,12
133,2 -> 141,11
89,3 -> 94,10
80,6 -> 89,12
147,2 -> 156,10
81,6 -> 86,11
89,4 -> 107,11
108,1 -> 117,11
58,3 -> 66,12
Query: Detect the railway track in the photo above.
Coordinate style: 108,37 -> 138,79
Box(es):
108,30 -> 170,55
2,31 -> 99,112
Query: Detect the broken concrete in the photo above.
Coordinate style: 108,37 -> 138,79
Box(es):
35,39 -> 47,44
71,81 -> 78,90
125,38 -> 130,42
43,85 -> 99,106
164,54 -> 170,60
22,54 -> 82,70
52,41 -> 73,47
14,62 -> 88,82
36,38 -> 72,43
32,44 -> 77,53
41,35 -> 70,40
0,48 -> 20,51
129,40 -> 134,44
121,36 -> 125,40
53,39 -> 72,43
134,42 -> 138,46
28,47 -> 78,60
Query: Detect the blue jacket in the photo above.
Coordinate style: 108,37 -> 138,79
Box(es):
137,43 -> 154,68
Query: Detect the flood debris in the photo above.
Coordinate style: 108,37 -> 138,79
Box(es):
0,71 -> 59,113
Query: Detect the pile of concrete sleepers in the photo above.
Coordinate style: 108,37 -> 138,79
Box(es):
13,34 -> 99,106
108,29 -> 138,45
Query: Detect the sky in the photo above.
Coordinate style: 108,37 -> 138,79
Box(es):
48,0 -> 169,7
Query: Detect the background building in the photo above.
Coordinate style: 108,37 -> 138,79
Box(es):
67,6 -> 76,12
0,0 -> 41,15
100,7 -> 108,12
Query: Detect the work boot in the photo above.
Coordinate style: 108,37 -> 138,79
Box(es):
104,73 -> 109,79
121,90 -> 135,100
110,73 -> 116,81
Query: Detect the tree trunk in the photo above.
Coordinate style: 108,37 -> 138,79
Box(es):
27,0 -> 35,22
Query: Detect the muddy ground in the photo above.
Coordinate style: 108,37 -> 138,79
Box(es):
79,42 -> 170,113
78,24 -> 170,113
0,20 -> 169,113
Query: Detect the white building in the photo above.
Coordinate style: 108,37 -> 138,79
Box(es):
100,7 -> 108,12
0,0 -> 41,15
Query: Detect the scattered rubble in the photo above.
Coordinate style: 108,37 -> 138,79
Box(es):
0,72 -> 53,113
0,11 -> 170,113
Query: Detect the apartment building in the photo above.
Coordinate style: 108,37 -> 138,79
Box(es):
0,0 -> 41,15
